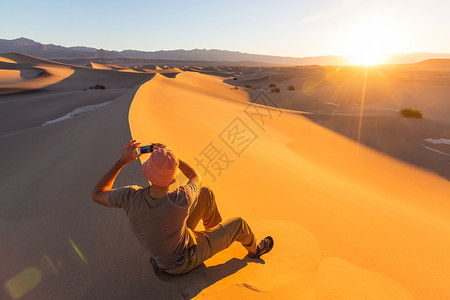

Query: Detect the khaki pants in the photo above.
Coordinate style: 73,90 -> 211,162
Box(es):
165,186 -> 257,275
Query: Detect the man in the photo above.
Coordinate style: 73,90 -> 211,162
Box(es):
91,140 -> 273,275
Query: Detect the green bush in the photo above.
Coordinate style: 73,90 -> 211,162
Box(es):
287,85 -> 295,91
271,88 -> 280,93
269,84 -> 276,88
400,108 -> 422,119
90,84 -> 106,90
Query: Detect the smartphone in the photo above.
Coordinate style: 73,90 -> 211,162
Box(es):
139,145 -> 154,154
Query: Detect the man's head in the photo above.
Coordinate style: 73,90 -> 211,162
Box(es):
142,147 -> 179,186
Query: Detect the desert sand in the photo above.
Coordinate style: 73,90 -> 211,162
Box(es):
1,54 -> 449,299
224,64 -> 450,179
88,61 -> 182,75
0,62 -> 74,94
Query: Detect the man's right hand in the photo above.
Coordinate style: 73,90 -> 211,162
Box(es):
151,143 -> 167,151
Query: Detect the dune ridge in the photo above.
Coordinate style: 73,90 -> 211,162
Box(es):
89,62 -> 113,70
0,56 -> 17,64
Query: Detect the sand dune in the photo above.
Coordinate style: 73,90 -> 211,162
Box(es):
0,69 -> 22,83
87,62 -> 182,75
1,55 -> 449,299
1,57 -> 154,300
0,53 -> 152,95
237,69 -> 280,81
0,56 -> 17,63
0,54 -> 76,94
159,67 -> 182,73
89,62 -> 113,70
142,67 -> 183,74
118,68 -> 142,73
175,71 -> 250,102
0,64 -> 74,94
89,62 -> 142,73
1,52 -> 70,66
129,72 -> 450,299
19,67 -> 45,79
225,65 -> 450,179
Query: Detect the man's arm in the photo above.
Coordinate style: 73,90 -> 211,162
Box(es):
91,140 -> 142,207
178,159 -> 202,187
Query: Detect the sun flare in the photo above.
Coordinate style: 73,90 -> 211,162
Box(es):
341,21 -> 404,65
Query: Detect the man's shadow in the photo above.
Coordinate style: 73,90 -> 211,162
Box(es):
151,256 -> 265,299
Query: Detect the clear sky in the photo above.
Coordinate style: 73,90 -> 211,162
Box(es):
1,0 -> 449,58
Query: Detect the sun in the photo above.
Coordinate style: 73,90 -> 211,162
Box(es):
340,21 -> 404,65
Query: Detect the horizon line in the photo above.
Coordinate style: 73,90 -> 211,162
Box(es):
4,37 -> 450,60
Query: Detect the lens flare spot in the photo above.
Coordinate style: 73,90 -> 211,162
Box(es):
69,238 -> 88,264
4,267 -> 42,299
42,254 -> 58,274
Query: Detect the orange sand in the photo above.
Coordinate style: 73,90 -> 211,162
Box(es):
0,56 -> 17,63
0,64 -> 74,94
129,72 -> 450,299
1,53 -> 449,299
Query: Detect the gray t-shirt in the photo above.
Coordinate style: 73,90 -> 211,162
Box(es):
108,183 -> 198,270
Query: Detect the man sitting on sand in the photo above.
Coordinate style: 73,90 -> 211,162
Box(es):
91,140 -> 273,275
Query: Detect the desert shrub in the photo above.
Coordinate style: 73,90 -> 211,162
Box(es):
269,84 -> 276,88
271,88 -> 280,93
234,86 -> 239,90
287,85 -> 295,91
233,77 -> 238,80
245,85 -> 252,89
90,84 -> 106,89
400,108 -> 422,119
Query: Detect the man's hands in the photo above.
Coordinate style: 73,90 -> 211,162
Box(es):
119,141 -> 167,165
91,140 -> 201,208
119,140 -> 142,165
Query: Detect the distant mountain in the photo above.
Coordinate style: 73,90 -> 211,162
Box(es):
1,37 -> 449,66
0,37 -> 345,65
0,37 -> 121,59
118,48 -> 347,66
385,53 -> 450,64
409,59 -> 450,70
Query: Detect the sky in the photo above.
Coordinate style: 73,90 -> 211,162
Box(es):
1,0 -> 449,58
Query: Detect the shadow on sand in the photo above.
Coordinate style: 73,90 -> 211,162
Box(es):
152,256 -> 265,299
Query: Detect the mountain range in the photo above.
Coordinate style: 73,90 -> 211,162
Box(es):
1,37 -> 449,66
